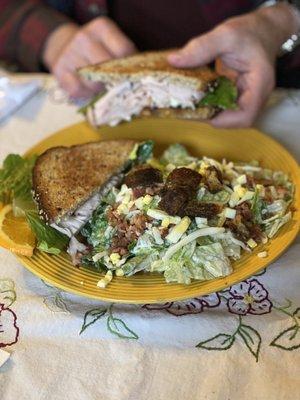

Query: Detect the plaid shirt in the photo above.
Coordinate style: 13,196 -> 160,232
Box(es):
0,0 -> 299,87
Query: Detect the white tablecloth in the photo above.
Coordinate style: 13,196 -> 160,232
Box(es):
0,75 -> 299,400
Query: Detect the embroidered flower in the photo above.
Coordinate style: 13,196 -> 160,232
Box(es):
0,304 -> 19,348
227,279 -> 272,315
143,293 -> 221,316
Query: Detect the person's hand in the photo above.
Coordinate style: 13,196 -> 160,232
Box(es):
168,3 -> 300,128
43,17 -> 136,98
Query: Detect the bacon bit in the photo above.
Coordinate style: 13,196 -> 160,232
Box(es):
159,227 -> 169,238
236,202 -> 252,221
246,175 -> 255,189
204,166 -> 223,193
132,183 -> 163,199
107,206 -> 150,255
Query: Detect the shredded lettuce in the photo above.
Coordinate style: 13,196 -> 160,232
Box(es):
136,140 -> 154,164
122,252 -> 160,276
131,232 -> 164,256
251,187 -> 265,224
81,203 -> 111,248
0,154 -> 36,204
264,212 -> 292,238
152,242 -> 232,284
160,143 -> 196,166
25,211 -> 69,254
199,77 -> 238,110
197,188 -> 230,204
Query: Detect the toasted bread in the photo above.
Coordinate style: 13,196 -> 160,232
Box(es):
140,106 -> 217,120
32,140 -> 137,223
78,51 -> 218,91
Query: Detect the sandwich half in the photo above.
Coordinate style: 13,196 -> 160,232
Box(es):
32,139 -> 153,237
78,51 -> 237,128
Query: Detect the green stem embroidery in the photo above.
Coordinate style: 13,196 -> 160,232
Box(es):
79,303 -> 139,340
197,315 -> 262,361
270,300 -> 300,351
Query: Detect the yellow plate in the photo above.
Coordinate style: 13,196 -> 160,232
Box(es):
13,119 -> 300,303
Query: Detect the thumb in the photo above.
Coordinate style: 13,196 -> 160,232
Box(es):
168,30 -> 223,68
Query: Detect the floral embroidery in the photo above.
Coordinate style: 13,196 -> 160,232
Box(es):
227,279 -> 272,315
143,293 -> 221,316
0,279 -> 19,348
41,280 -> 70,313
270,300 -> 300,351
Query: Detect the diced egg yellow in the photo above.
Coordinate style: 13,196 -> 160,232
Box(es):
142,195 -> 153,205
247,238 -> 258,249
256,184 -> 265,197
236,174 -> 247,185
97,271 -> 113,289
129,143 -> 139,160
258,251 -> 268,258
234,185 -> 247,198
161,217 -> 170,228
166,216 -> 191,244
166,163 -> 176,172
186,162 -> 197,170
237,190 -> 254,205
134,197 -> 144,210
198,162 -> 209,175
109,252 -> 121,265
147,158 -> 164,171
117,204 -> 129,215
122,192 -> 131,205
115,268 -> 125,277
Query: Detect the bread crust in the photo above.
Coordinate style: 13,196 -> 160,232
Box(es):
32,140 -> 137,223
78,51 -> 218,91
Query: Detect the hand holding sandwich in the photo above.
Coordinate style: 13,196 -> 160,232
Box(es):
169,2 -> 300,128
43,17 -> 136,99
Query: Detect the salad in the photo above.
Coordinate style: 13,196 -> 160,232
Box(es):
78,143 -> 294,287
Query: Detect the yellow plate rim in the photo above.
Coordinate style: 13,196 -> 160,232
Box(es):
5,119 -> 299,303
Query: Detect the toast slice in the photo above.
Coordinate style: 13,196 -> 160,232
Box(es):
79,50 -> 218,92
140,106 -> 217,120
32,140 -> 137,223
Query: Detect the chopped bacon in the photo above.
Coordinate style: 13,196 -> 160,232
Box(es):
107,206 -> 150,255
236,202 -> 252,221
204,166 -> 223,193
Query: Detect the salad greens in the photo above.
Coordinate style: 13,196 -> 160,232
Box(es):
25,211 -> 69,254
199,76 -> 238,110
80,143 -> 294,287
160,143 -> 196,166
0,154 -> 37,204
0,153 -> 69,255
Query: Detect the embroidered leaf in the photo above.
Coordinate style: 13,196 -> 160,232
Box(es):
238,324 -> 262,362
106,316 -> 138,340
0,290 -> 16,309
196,333 -> 235,350
0,279 -> 16,308
293,308 -> 300,321
270,325 -> 300,350
79,308 -> 107,335
43,293 -> 69,313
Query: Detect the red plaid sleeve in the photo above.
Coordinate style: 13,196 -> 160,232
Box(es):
0,0 -> 73,71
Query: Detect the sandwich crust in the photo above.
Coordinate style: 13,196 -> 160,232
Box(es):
140,106 -> 217,120
78,51 -> 218,91
32,140 -> 137,223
